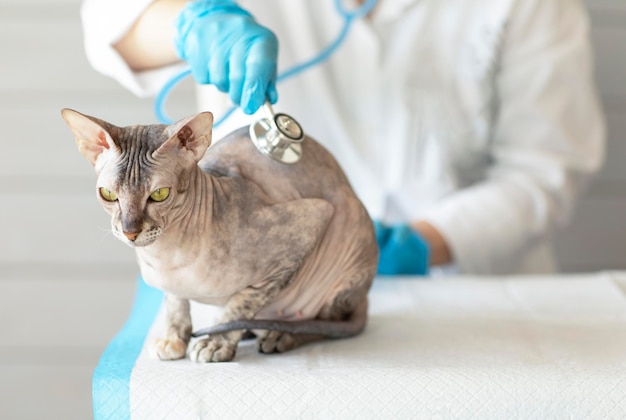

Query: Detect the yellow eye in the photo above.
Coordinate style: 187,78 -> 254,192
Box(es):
99,187 -> 117,202
149,188 -> 170,202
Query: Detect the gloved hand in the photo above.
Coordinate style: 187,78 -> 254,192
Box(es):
174,0 -> 278,114
373,221 -> 430,276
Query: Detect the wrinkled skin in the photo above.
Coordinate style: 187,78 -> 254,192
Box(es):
62,109 -> 378,362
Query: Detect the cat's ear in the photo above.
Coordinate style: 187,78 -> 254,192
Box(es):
155,112 -> 214,162
61,108 -> 120,167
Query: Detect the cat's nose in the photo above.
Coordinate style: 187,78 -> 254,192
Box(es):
124,231 -> 141,242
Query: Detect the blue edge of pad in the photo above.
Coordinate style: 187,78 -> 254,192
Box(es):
92,276 -> 164,420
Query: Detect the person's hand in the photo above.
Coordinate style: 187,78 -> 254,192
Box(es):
174,0 -> 278,114
373,221 -> 430,276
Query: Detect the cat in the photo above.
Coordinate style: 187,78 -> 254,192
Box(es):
62,108 -> 378,362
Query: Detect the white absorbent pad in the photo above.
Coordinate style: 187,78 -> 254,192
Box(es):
93,272 -> 626,419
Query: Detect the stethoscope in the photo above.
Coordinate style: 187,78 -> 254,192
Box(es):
250,101 -> 305,164
155,0 -> 378,164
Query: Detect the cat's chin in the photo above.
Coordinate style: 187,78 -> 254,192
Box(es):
112,227 -> 162,248
113,234 -> 158,248
125,239 -> 158,248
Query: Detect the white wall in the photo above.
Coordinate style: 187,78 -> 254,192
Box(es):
553,0 -> 626,271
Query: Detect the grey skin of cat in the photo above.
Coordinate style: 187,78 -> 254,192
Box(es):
62,109 -> 378,363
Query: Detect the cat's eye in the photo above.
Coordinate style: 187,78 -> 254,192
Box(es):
99,188 -> 117,202
149,188 -> 170,202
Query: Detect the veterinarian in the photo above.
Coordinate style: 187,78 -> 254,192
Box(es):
80,0 -> 605,276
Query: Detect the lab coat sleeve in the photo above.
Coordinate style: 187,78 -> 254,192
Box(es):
422,0 -> 605,274
81,0 -> 188,97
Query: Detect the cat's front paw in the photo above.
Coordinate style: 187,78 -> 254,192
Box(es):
149,337 -> 188,361
189,335 -> 237,363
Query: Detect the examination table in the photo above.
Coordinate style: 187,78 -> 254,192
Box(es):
93,272 -> 626,419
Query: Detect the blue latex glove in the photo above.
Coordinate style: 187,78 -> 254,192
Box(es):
374,221 -> 430,276
174,0 -> 278,114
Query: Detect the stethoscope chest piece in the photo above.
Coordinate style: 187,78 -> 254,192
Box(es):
250,103 -> 304,164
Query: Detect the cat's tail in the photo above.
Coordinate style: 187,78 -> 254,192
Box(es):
191,299 -> 368,339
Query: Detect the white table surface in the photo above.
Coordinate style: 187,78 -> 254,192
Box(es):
94,272 -> 626,419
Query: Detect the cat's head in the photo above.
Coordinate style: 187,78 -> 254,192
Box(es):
61,109 -> 213,247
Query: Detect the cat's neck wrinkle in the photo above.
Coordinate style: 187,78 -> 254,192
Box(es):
209,174 -> 229,216
175,166 -> 214,235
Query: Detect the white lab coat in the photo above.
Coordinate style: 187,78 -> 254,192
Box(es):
81,0 -> 605,275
